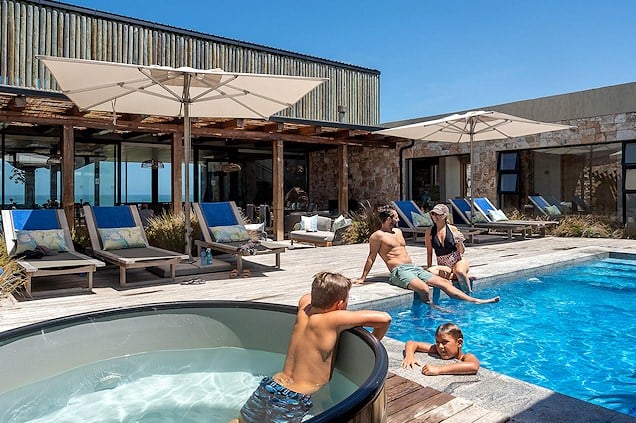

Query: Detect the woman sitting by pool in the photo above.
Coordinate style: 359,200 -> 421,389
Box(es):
425,203 -> 473,293
401,322 -> 480,376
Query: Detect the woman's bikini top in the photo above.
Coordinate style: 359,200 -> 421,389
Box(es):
431,223 -> 457,256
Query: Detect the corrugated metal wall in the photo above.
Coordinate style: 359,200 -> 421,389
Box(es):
0,0 -> 380,125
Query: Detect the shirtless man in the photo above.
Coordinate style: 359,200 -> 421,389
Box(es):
233,272 -> 391,423
352,206 -> 499,307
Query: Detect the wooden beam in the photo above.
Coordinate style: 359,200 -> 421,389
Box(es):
272,139 -> 284,241
61,125 -> 75,227
0,110 -> 397,147
338,144 -> 349,215
171,132 -> 183,215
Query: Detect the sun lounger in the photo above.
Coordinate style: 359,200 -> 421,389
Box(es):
2,209 -> 105,295
474,197 -> 558,236
390,200 -> 433,240
83,205 -> 188,286
193,202 -> 286,274
544,195 -> 571,214
571,195 -> 591,214
448,198 -> 531,240
528,195 -> 564,218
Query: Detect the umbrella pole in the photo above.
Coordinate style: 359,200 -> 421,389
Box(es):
184,102 -> 193,260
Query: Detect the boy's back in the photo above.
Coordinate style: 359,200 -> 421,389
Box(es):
234,272 -> 391,423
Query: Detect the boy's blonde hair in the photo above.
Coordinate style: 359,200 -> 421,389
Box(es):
311,272 -> 352,309
436,322 -> 464,340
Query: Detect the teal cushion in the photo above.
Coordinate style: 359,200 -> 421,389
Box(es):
467,210 -> 489,223
15,229 -> 68,254
210,225 -> 251,242
331,215 -> 347,232
488,209 -> 509,222
98,227 -> 147,250
411,211 -> 433,227
545,205 -> 562,217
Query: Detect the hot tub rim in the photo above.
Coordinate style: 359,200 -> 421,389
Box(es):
0,300 -> 388,422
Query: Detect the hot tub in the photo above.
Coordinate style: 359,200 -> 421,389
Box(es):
0,301 -> 388,422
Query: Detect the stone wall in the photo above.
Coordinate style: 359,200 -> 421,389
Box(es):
400,112 -> 636,201
308,146 -> 400,211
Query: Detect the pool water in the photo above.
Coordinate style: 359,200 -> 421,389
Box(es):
0,347 -> 357,422
381,257 -> 636,417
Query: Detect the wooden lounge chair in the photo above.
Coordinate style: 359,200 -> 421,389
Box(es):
528,195 -> 564,218
448,198 -> 531,240
2,209 -> 105,295
83,205 -> 188,286
474,197 -> 558,236
193,202 -> 287,274
390,200 -> 432,240
571,195 -> 591,214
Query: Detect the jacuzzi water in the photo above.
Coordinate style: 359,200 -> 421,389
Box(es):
380,257 -> 636,417
0,347 -> 357,422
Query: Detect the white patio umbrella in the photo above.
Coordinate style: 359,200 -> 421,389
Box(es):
38,55 -> 327,256
375,110 -> 574,223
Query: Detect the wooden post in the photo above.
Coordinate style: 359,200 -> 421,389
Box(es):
171,131 -> 183,215
272,139 -> 284,241
338,144 -> 349,214
61,125 -> 75,227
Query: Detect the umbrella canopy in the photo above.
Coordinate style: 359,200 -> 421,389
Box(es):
38,55 -> 327,256
375,110 -> 574,223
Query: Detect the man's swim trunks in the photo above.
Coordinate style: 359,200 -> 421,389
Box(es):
390,264 -> 434,289
239,376 -> 313,423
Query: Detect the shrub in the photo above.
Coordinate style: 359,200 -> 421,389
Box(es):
71,226 -> 91,253
145,210 -> 200,254
550,215 -> 614,238
342,201 -> 382,244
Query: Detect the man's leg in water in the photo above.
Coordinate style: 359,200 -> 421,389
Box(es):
406,278 -> 433,304
426,275 -> 499,304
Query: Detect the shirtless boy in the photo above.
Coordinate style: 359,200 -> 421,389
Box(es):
233,272 -> 392,423
401,322 -> 480,375
352,206 -> 499,307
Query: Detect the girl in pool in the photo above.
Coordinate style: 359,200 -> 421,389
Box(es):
401,322 -> 480,375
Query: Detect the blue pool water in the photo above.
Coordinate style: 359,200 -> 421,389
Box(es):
380,257 -> 636,417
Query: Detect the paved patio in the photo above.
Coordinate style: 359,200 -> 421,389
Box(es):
1,236 -> 635,422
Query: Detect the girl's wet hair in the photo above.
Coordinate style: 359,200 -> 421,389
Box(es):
311,272 -> 352,309
436,322 -> 464,340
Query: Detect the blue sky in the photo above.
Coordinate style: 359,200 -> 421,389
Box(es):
63,0 -> 635,123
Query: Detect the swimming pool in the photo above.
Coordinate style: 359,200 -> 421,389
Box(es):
380,257 -> 636,417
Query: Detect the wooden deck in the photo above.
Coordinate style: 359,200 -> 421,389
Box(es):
386,373 -> 508,423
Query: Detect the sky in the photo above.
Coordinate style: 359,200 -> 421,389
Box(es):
61,0 -> 635,123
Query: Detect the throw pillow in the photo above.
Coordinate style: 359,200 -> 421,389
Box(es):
244,222 -> 266,240
410,211 -> 433,227
331,215 -> 347,232
210,225 -> 251,242
98,227 -> 147,250
15,229 -> 69,255
545,205 -> 562,217
488,209 -> 509,222
300,215 -> 318,232
467,210 -> 489,223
